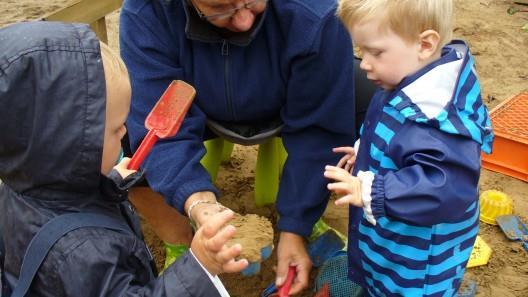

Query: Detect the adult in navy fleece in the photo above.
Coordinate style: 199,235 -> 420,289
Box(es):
120,0 -> 356,292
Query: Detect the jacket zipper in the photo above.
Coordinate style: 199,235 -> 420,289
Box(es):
222,40 -> 234,119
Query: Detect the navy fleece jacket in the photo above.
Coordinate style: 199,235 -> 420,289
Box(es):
120,0 -> 356,236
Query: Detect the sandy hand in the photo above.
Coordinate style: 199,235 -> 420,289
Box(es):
190,209 -> 249,275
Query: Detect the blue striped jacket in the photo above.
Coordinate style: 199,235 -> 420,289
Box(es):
348,40 -> 494,297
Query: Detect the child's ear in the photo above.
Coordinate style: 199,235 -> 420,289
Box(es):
418,30 -> 441,60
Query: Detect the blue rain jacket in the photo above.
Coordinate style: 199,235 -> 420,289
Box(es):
348,41 -> 494,297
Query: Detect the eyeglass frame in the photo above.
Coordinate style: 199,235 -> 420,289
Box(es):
188,0 -> 268,21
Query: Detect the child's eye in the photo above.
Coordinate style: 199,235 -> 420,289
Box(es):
371,50 -> 382,57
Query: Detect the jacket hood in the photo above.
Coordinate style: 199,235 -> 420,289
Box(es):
386,40 -> 494,153
0,21 -> 106,199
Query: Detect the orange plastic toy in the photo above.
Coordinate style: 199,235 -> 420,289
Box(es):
482,92 -> 528,181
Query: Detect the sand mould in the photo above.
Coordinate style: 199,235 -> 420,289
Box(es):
227,213 -> 274,262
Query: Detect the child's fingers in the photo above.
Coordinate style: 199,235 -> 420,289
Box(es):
222,258 -> 249,274
325,165 -> 349,174
117,157 -> 131,166
333,147 -> 355,168
338,157 -> 356,171
113,157 -> 137,177
201,209 -> 235,239
344,162 -> 354,173
327,181 -> 352,193
324,166 -> 350,181
205,224 -> 236,253
332,147 -> 355,154
336,155 -> 350,168
215,243 -> 242,264
336,194 -> 363,207
335,194 -> 354,205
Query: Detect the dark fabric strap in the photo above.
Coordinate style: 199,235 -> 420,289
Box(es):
0,219 -> 4,268
10,213 -> 133,297
1,218 -> 6,296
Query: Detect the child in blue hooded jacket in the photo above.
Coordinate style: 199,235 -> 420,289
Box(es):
0,21 -> 246,297
324,0 -> 494,296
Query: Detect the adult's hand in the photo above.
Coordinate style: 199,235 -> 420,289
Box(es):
275,232 -> 312,295
184,191 -> 224,228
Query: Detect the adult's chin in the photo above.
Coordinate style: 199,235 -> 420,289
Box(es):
226,10 -> 256,32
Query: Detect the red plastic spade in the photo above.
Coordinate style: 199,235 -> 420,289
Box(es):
277,266 -> 296,297
128,80 -> 196,170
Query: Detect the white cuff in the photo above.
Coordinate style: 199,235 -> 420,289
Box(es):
353,139 -> 361,155
357,170 -> 376,226
189,249 -> 230,297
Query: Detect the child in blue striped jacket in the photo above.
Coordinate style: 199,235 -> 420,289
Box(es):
324,0 -> 494,296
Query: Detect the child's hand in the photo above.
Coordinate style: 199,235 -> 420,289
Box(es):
333,146 -> 356,173
113,157 -> 137,178
191,209 -> 249,276
324,165 -> 363,207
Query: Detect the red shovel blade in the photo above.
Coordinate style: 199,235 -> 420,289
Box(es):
128,80 -> 196,170
145,80 -> 196,138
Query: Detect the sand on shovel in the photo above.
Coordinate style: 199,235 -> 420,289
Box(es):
227,213 -> 274,262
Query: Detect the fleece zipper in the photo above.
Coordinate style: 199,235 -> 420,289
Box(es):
221,40 -> 235,120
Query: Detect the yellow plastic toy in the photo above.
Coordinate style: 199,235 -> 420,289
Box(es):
467,236 -> 492,268
479,190 -> 513,225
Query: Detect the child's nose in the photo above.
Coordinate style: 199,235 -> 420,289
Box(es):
359,59 -> 372,71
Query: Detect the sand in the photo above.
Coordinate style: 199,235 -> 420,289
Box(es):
228,213 -> 274,262
2,0 -> 527,296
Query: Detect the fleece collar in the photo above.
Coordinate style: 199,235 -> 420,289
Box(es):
182,0 -> 267,46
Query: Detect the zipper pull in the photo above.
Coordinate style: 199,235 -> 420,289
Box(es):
221,39 -> 229,56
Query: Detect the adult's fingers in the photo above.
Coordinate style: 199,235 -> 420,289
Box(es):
288,263 -> 310,295
275,256 -> 290,287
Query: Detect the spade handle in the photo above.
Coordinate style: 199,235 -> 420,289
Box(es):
128,129 -> 159,170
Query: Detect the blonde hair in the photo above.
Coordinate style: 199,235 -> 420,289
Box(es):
337,0 -> 453,48
99,41 -> 129,84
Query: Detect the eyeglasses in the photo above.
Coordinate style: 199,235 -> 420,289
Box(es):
189,0 -> 268,21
